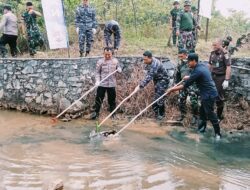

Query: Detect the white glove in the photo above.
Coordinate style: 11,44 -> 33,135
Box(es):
76,27 -> 79,34
95,81 -> 100,86
134,86 -> 140,92
92,28 -> 97,35
222,80 -> 229,89
117,67 -> 122,73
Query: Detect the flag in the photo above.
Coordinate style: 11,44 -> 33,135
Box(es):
41,0 -> 68,49
199,0 -> 213,19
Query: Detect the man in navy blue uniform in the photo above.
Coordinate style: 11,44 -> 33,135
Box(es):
167,53 -> 221,140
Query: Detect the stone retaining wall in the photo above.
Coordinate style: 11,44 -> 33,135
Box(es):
230,58 -> 250,101
0,57 -> 249,116
0,57 -> 174,115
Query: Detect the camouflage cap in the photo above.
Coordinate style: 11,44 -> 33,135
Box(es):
143,50 -> 153,58
184,0 -> 191,6
178,48 -> 188,54
173,0 -> 180,5
191,6 -> 197,11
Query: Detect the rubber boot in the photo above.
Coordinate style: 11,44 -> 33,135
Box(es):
90,112 -> 99,120
85,51 -> 89,57
157,106 -> 165,121
80,51 -> 83,57
0,48 -> 7,58
217,106 -> 224,121
191,115 -> 198,125
213,123 -> 221,138
177,114 -> 185,121
198,120 -> 207,133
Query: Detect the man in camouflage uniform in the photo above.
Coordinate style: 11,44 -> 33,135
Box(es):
104,20 -> 121,54
135,51 -> 170,121
175,49 -> 199,123
191,6 -> 200,49
169,1 -> 181,46
75,0 -> 97,57
176,0 -> 197,53
21,2 -> 44,57
209,39 -> 231,121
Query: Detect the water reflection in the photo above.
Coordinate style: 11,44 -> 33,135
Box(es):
0,110 -> 249,189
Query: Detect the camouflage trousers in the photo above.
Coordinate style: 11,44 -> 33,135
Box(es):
178,31 -> 195,53
192,29 -> 198,49
104,31 -> 117,49
152,80 -> 169,116
172,28 -> 177,45
78,28 -> 93,53
27,30 -> 44,56
178,85 -> 199,115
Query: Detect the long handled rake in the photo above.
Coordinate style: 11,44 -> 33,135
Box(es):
51,69 -> 118,123
96,86 -> 139,130
115,80 -> 184,136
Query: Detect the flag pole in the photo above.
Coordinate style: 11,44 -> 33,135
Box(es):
62,0 -> 70,58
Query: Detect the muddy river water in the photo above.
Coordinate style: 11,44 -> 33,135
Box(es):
0,110 -> 249,190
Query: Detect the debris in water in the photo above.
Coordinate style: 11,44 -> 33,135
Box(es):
89,129 -> 117,139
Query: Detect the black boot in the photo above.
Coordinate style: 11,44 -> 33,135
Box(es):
0,46 -> 7,58
177,114 -> 185,121
213,123 -> 221,140
198,120 -> 207,133
217,106 -> 224,121
90,112 -> 99,120
80,51 -> 83,57
157,106 -> 165,121
85,51 -> 89,57
191,115 -> 198,125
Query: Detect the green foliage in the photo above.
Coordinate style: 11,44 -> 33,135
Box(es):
0,0 -> 249,53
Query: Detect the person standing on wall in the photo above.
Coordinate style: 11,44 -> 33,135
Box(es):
75,0 -> 98,57
104,20 -> 121,55
21,2 -> 44,57
169,0 -> 181,47
0,5 -> 18,58
176,0 -> 197,53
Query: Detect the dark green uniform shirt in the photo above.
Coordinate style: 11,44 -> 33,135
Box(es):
176,11 -> 195,31
175,60 -> 192,83
170,8 -> 181,28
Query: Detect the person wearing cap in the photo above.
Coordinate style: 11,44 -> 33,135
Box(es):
104,20 -> 121,54
191,6 -> 201,49
90,47 -> 122,120
0,5 -> 18,58
135,51 -> 170,121
175,49 -> 199,124
21,2 -> 44,57
75,0 -> 98,57
209,39 -> 231,121
176,0 -> 197,53
169,1 -> 181,46
167,53 -> 222,140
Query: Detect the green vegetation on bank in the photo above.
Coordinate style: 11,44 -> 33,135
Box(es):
0,0 -> 249,56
